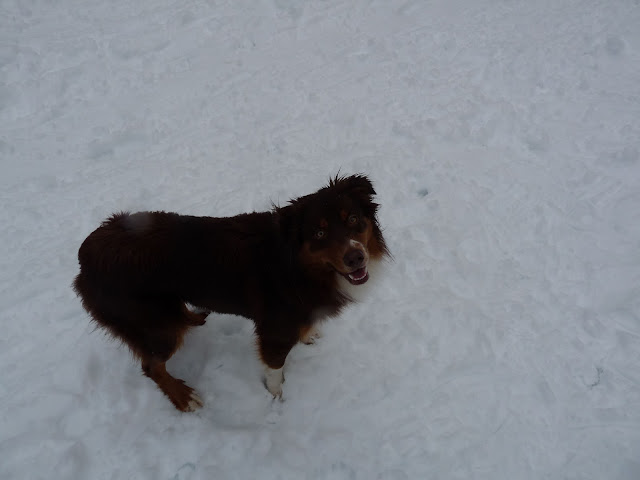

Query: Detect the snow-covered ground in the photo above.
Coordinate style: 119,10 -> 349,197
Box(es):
2,0 -> 640,478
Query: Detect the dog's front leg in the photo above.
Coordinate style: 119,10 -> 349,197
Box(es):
257,331 -> 298,399
264,365 -> 285,398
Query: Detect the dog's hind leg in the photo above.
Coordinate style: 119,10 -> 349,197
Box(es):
75,274 -> 204,411
141,355 -> 203,412
138,309 -> 204,412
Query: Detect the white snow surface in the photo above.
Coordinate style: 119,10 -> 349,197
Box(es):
2,0 -> 640,479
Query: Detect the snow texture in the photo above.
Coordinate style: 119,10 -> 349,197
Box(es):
2,1 -> 640,479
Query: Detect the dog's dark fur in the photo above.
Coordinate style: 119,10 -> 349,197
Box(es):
73,174 -> 388,411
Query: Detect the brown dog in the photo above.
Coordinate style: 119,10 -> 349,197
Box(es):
74,174 -> 389,411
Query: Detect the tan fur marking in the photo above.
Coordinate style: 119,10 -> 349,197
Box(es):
367,235 -> 386,259
299,241 -> 340,273
363,220 -> 385,259
142,358 -> 203,412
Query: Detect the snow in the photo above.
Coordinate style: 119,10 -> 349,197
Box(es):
2,0 -> 640,478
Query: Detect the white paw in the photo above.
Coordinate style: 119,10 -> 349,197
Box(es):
264,367 -> 284,399
301,326 -> 323,345
185,390 -> 204,412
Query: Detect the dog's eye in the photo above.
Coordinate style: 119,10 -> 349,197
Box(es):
314,230 -> 326,240
348,214 -> 358,225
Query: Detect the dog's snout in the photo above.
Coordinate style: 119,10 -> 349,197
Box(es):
343,249 -> 365,269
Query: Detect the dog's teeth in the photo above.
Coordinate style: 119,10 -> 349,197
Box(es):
349,269 -> 367,281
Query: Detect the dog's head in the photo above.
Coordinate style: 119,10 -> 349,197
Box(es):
278,174 -> 389,285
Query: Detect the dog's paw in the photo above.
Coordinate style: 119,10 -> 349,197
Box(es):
264,367 -> 284,399
168,380 -> 204,412
269,385 -> 283,400
301,326 -> 323,345
185,390 -> 204,411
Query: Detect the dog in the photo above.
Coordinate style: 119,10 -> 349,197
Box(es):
73,174 -> 389,411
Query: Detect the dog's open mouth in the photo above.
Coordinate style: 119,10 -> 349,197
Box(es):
343,266 -> 369,285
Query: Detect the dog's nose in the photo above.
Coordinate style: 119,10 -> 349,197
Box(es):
343,249 -> 365,269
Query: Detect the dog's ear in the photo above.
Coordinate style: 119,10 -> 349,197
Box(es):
331,174 -> 379,217
330,174 -> 376,197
